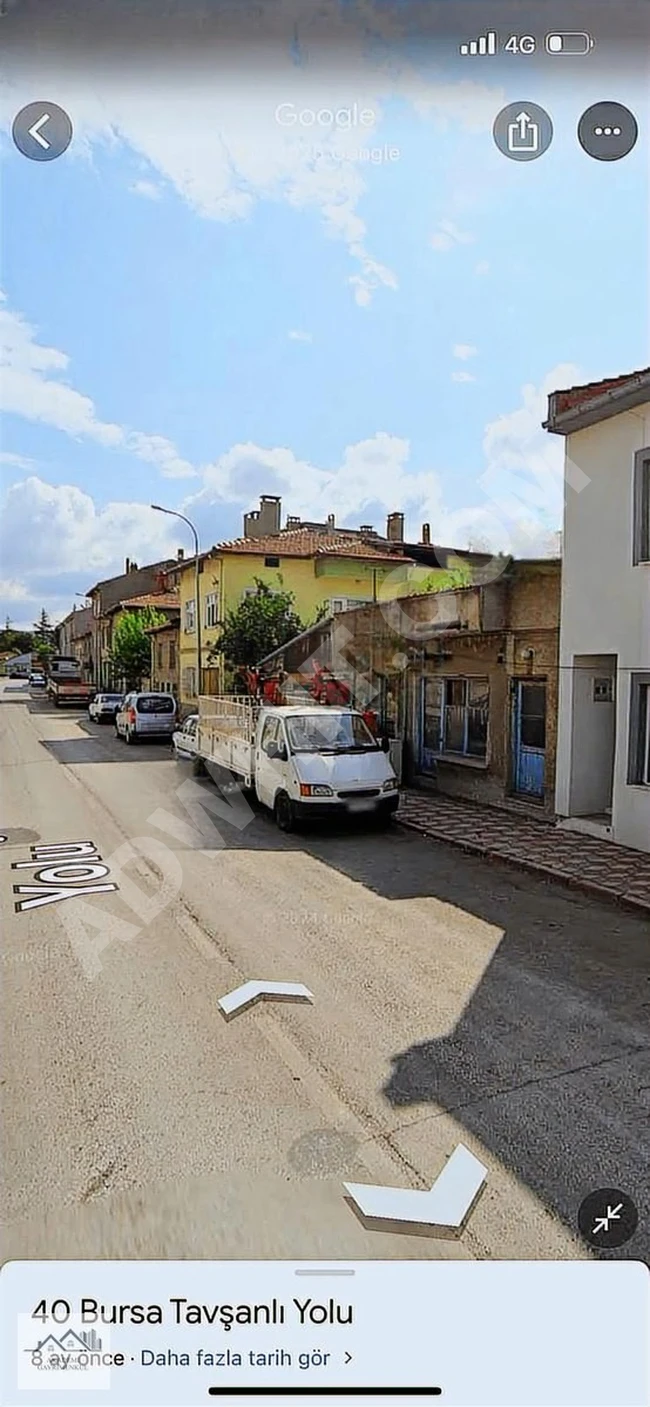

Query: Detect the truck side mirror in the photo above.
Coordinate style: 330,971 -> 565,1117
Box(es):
381,735 -> 390,753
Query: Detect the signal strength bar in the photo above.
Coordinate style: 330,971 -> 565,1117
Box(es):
460,31 -> 497,56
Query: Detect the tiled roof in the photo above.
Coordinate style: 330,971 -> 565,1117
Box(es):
213,528 -> 408,563
548,367 -> 650,417
110,592 -> 180,612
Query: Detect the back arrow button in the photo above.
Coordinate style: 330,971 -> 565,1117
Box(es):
28,113 -> 51,149
12,102 -> 73,161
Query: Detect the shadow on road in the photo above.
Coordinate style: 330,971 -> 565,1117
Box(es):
40,735 -> 175,764
209,801 -> 650,1263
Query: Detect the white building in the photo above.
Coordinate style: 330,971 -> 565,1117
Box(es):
545,367 -> 650,853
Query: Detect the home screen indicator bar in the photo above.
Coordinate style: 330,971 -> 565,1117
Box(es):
207,1392 -> 443,1399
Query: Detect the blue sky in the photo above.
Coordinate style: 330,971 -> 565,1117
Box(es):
0,2 -> 648,626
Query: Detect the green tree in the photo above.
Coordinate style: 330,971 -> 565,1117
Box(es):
207,579 -> 305,673
33,608 -> 54,645
109,607 -> 167,690
0,629 -> 34,655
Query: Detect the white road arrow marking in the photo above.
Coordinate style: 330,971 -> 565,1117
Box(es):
344,1143 -> 487,1237
28,113 -> 51,149
218,980 -> 314,1019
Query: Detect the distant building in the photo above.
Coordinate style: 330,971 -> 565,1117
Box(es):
85,557 -> 179,688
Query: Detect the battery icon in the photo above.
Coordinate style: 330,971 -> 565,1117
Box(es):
546,32 -> 593,54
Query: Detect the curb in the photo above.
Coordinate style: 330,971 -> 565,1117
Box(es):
395,815 -> 650,917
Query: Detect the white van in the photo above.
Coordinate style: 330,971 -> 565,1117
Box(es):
194,697 -> 399,831
115,691 -> 178,744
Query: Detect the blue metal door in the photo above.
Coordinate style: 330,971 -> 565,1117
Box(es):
513,680 -> 546,798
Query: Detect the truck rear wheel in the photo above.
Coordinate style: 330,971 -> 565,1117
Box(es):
274,792 -> 294,833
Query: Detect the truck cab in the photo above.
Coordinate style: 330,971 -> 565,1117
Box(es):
253,705 -> 399,831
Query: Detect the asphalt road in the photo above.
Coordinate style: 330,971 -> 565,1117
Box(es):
1,679 -> 648,1263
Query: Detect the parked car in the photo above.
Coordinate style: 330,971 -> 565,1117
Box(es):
89,692 -> 123,723
29,671 -> 46,687
171,714 -> 199,759
115,691 -> 178,744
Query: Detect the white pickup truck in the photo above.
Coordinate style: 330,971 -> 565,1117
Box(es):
176,695 -> 400,831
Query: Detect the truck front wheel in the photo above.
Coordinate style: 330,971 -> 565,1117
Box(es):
274,792 -> 295,833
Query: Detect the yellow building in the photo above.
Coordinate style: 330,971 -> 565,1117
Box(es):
168,497 -> 487,710
171,537 -> 417,709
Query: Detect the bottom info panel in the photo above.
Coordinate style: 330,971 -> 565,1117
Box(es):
0,1260 -> 648,1407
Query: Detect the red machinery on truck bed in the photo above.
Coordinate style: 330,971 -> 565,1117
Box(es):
243,662 -> 378,732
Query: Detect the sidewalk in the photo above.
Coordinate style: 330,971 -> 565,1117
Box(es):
397,789 -> 650,915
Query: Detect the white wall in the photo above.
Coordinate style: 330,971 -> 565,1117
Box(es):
567,656 -> 616,816
556,404 -> 650,851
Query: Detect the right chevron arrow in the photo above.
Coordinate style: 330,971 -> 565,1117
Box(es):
343,1143 -> 487,1237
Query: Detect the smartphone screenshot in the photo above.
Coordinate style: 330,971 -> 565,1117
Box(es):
1,2 -> 649,1404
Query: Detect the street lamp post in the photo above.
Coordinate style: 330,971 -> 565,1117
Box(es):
151,505 -> 201,703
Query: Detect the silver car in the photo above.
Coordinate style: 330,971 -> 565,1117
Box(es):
89,692 -> 123,722
172,714 -> 200,759
115,691 -> 177,744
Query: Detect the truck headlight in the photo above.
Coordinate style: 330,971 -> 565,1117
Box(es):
382,778 -> 398,791
300,784 -> 334,797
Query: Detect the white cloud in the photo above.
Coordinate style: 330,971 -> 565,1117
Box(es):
0,578 -> 30,601
0,451 -> 34,469
453,344 -> 477,360
129,179 -> 163,200
0,295 -> 197,479
0,364 -> 572,616
431,220 -> 475,253
451,371 -> 476,383
288,329 -> 312,342
0,477 -> 180,580
0,34 -> 504,306
126,432 -> 195,480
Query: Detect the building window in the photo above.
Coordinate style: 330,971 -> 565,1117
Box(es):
169,641 -> 176,670
184,600 -> 195,633
328,597 -> 372,615
424,677 -> 489,759
205,591 -> 219,628
157,643 -> 164,668
633,450 -> 650,564
264,555 -> 280,568
628,675 -> 650,785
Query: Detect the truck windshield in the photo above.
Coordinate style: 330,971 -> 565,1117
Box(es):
285,713 -> 377,753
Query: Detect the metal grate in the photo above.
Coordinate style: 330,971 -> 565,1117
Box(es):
337,788 -> 380,800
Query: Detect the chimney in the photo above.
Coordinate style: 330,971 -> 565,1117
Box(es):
244,495 -> 282,539
359,524 -> 374,535
386,512 -> 404,543
422,524 -> 431,545
177,547 -> 184,561
125,558 -> 130,573
327,513 -> 335,531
